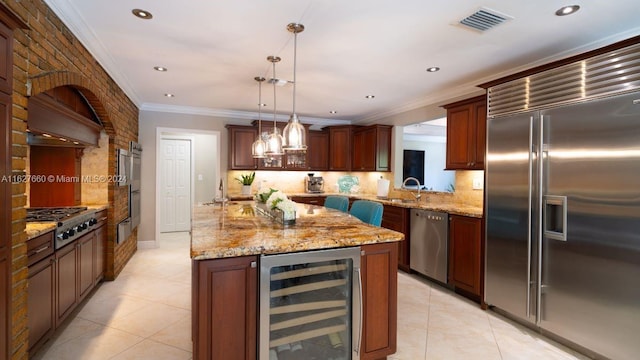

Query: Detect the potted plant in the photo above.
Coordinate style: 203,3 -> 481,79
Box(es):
235,172 -> 255,195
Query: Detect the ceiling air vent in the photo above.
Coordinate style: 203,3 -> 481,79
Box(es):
459,7 -> 513,32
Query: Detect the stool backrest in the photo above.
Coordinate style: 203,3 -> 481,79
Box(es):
324,195 -> 349,212
349,200 -> 383,226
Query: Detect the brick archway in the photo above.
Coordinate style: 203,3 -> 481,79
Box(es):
29,70 -> 116,138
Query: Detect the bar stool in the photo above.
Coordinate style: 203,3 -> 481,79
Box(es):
324,195 -> 349,212
349,200 -> 383,226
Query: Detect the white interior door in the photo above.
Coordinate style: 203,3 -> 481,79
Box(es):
160,138 -> 191,232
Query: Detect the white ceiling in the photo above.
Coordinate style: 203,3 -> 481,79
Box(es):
45,0 -> 640,128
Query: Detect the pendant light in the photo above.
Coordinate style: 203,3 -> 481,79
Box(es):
265,56 -> 284,156
251,76 -> 267,158
282,23 -> 307,151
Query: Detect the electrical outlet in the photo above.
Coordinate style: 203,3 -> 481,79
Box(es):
472,178 -> 483,190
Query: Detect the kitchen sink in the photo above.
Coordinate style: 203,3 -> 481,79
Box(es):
389,198 -> 416,204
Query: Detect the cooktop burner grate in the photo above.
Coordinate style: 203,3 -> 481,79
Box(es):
26,206 -> 88,222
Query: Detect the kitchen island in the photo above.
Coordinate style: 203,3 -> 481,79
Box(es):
191,201 -> 403,360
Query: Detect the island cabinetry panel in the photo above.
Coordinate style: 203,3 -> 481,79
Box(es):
78,231 -> 95,301
308,130 -> 329,170
352,125 -> 392,172
55,240 -> 78,326
328,126 -> 353,171
380,205 -> 410,272
448,215 -> 483,301
361,242 -> 398,359
227,125 -> 257,170
444,95 -> 487,170
193,256 -> 257,360
94,210 -> 107,282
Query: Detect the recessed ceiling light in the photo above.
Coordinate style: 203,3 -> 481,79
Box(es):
164,93 -> 175,98
365,95 -> 375,99
555,5 -> 580,16
426,67 -> 440,72
132,9 -> 153,20
73,141 -> 79,145
42,133 -> 52,138
329,110 -> 337,114
59,138 -> 67,142
153,66 -> 167,72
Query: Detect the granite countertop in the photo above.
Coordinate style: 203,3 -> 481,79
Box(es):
191,201 -> 404,260
228,193 -> 483,218
26,222 -> 57,240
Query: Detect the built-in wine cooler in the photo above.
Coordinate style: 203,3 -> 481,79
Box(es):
260,247 -> 362,360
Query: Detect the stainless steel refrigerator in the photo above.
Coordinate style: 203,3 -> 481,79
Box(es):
485,47 -> 640,358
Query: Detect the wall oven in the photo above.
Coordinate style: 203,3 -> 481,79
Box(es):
260,246 -> 362,359
129,142 -> 142,229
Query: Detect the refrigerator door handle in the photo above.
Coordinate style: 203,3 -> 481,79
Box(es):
543,195 -> 568,241
353,267 -> 363,358
526,115 -> 534,319
536,114 -> 545,324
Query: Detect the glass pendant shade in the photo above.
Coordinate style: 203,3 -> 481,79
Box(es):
265,128 -> 284,156
282,113 -> 307,150
252,76 -> 267,158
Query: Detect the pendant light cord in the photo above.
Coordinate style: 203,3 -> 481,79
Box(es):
272,61 -> 277,131
258,80 -> 262,135
292,31 -> 297,115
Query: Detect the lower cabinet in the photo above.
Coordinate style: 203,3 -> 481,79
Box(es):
28,254 -> 55,354
192,242 -> 398,359
360,242 -> 398,360
448,215 -> 483,301
193,256 -> 258,360
56,241 -> 78,326
380,205 -> 410,272
28,217 -> 107,357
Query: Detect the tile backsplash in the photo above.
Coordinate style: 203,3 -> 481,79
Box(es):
227,169 -> 484,208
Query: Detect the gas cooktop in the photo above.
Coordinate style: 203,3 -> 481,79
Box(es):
26,206 -> 88,223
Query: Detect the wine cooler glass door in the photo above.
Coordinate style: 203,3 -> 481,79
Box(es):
260,247 -> 361,360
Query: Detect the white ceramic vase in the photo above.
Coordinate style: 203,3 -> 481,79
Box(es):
241,185 -> 251,195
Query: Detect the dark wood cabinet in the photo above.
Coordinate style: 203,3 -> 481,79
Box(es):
308,130 -> 329,170
193,256 -> 257,360
361,242 -> 398,360
28,254 -> 55,355
444,95 -> 487,170
227,125 -> 257,170
448,215 -> 483,301
55,242 -> 78,326
328,126 -> 353,171
380,205 -> 410,272
94,212 -> 107,283
290,195 -> 325,206
78,232 -> 95,300
352,125 -> 392,172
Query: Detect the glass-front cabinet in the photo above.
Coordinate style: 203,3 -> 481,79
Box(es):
260,247 -> 362,360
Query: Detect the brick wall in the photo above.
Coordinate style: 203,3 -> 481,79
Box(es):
2,1 -> 140,358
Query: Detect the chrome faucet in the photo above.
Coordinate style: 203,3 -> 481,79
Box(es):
402,177 -> 422,202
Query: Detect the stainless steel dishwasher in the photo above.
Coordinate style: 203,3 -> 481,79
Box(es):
410,209 -> 448,283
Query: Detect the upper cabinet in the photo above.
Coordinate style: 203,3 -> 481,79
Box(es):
328,126 -> 353,171
443,95 -> 487,170
352,125 -> 391,172
227,125 -> 257,170
308,130 -> 329,170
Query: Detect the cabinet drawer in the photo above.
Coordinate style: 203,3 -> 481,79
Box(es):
27,231 -> 54,267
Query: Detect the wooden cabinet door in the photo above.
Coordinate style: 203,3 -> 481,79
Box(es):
94,224 -> 106,282
446,103 -> 474,169
308,130 -> 329,170
193,256 -> 257,360
448,215 -> 483,297
227,126 -> 257,170
473,100 -> 487,169
380,205 -> 410,272
0,21 -> 12,94
28,256 -> 55,355
352,125 -> 391,172
329,126 -> 352,171
78,232 -> 95,300
56,243 -> 78,326
375,125 -> 392,171
361,242 -> 397,360
445,95 -> 486,170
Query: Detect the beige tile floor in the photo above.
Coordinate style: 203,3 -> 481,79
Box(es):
34,232 -> 588,360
